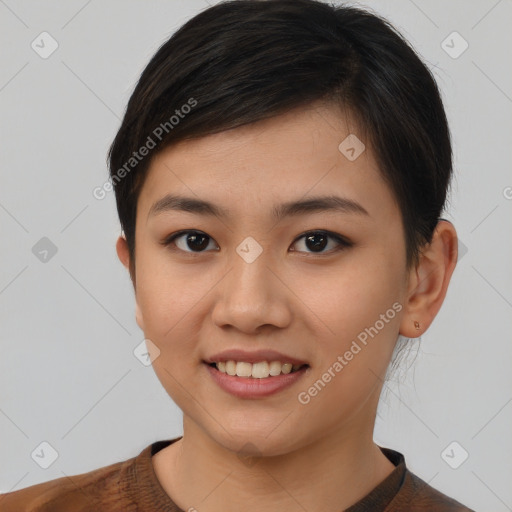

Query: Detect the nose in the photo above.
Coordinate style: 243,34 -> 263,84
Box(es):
211,246 -> 293,334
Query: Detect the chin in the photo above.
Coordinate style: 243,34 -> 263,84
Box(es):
204,422 -> 306,458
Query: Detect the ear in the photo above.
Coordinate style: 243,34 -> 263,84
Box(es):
116,235 -> 144,331
399,220 -> 458,338
115,234 -> 131,271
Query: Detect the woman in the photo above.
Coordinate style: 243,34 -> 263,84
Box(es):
0,0 -> 475,510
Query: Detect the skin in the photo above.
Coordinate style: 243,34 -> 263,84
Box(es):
116,102 -> 458,511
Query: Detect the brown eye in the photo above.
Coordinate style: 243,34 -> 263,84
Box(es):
163,230 -> 219,253
291,230 -> 352,254
162,229 -> 351,256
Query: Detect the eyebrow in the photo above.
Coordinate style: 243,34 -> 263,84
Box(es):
148,194 -> 369,220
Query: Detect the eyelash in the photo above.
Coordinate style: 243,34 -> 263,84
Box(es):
161,229 -> 353,256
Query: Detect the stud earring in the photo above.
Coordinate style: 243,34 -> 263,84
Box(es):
414,321 -> 420,330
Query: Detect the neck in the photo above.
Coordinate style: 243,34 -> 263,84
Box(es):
153,413 -> 395,511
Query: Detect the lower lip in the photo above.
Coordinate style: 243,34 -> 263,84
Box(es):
205,363 -> 308,399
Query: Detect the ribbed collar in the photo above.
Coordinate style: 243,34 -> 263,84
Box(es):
128,437 -> 406,511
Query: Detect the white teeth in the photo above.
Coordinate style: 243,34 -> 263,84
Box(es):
269,361 -> 282,376
251,361 -> 269,378
225,360 -> 236,376
281,363 -> 292,374
235,362 -> 252,377
214,360 -> 304,378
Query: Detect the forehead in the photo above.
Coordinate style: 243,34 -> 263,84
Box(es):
137,104 -> 397,222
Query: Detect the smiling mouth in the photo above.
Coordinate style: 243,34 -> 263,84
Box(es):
207,361 -> 309,379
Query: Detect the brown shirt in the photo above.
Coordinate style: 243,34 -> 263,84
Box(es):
0,437 -> 475,511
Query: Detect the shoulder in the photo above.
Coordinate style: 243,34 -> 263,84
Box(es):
0,450 -> 141,512
388,467 -> 476,511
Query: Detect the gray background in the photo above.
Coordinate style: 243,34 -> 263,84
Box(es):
1,1 -> 511,510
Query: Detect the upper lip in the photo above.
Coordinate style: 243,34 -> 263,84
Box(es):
204,349 -> 309,366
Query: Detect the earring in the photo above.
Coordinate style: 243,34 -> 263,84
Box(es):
414,321 -> 420,330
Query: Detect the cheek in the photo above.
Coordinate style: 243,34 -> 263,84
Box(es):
293,253 -> 405,410
135,259 -> 204,397
294,265 -> 402,429
133,244 -> 221,390
296,254 -> 403,340
134,245 -> 206,337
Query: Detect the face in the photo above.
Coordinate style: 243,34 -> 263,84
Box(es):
123,103 -> 413,456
